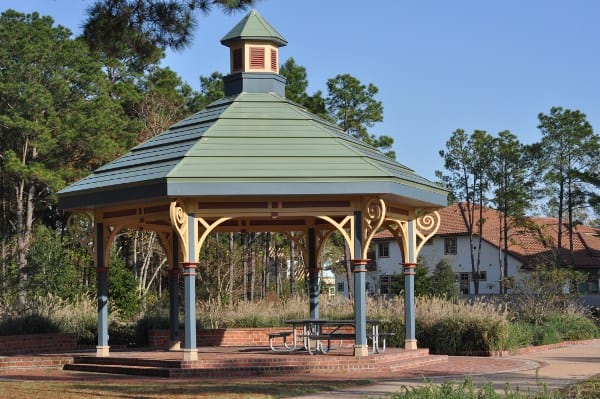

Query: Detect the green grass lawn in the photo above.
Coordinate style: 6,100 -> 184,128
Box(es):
1,374 -> 598,399
0,379 -> 372,399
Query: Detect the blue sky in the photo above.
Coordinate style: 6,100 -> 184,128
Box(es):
2,1 -> 599,181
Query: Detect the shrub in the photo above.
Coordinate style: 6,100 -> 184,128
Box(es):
532,312 -> 600,345
0,314 -> 60,336
430,259 -> 459,299
416,297 -> 511,354
108,254 -> 141,319
509,264 -> 587,324
387,378 -> 563,398
507,321 -> 534,349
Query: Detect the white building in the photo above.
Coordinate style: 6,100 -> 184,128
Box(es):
335,203 -> 600,296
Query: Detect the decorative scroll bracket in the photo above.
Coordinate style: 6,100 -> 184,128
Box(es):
196,217 -> 232,261
317,215 -> 355,259
413,210 -> 441,259
384,209 -> 441,263
169,201 -> 189,262
361,198 -> 387,260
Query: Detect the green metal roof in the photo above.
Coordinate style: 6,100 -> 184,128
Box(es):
221,9 -> 287,47
58,92 -> 447,209
58,9 -> 447,211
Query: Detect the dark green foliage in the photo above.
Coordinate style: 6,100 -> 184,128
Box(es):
532,313 -> 599,345
536,107 -> 600,264
431,259 -> 459,299
279,57 -> 328,118
26,226 -> 91,300
388,378 -> 564,399
325,74 -> 395,158
509,265 -> 587,324
417,316 -> 510,355
83,0 -> 254,71
506,321 -> 535,349
379,318 -> 405,348
109,323 -> 137,347
107,254 -> 141,319
0,314 -> 60,336
135,314 -> 172,347
414,256 -> 432,297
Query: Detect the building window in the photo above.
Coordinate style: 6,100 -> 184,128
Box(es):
472,271 -> 487,281
378,242 -> 390,258
337,282 -> 344,292
444,238 -> 457,254
379,274 -> 402,296
459,272 -> 470,295
380,275 -> 391,295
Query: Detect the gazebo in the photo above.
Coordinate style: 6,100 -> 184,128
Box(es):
58,10 -> 447,361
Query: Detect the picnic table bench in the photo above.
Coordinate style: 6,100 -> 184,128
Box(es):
267,319 -> 391,355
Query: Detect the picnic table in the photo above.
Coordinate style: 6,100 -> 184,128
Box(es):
268,319 -> 391,355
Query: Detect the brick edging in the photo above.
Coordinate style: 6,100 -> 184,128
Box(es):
469,338 -> 600,357
0,333 -> 78,356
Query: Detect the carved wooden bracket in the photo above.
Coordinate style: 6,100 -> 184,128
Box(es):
361,198 -> 386,259
169,200 -> 189,262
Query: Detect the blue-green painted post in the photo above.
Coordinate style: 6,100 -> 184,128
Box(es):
96,222 -> 109,357
169,232 -> 180,350
403,220 -> 417,350
352,211 -> 368,357
308,228 -> 319,319
182,213 -> 198,361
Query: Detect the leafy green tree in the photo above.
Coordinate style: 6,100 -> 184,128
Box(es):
325,74 -> 395,158
414,256 -> 431,297
108,254 -> 142,319
26,226 -> 91,300
0,11 -> 134,307
510,264 -> 586,324
490,131 -> 533,293
537,107 -> 600,263
198,72 -> 225,110
280,58 -> 308,104
436,129 -> 494,294
279,58 -> 327,117
430,259 -> 458,299
83,0 -> 255,73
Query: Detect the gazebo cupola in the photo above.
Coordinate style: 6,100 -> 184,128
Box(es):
220,9 -> 287,96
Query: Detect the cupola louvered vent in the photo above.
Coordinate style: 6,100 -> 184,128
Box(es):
270,49 -> 277,72
249,47 -> 265,69
232,48 -> 243,71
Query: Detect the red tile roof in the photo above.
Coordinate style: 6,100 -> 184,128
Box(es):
375,203 -> 600,269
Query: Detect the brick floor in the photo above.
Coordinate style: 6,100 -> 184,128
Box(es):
0,347 -> 539,383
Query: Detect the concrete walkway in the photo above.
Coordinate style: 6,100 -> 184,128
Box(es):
290,341 -> 600,398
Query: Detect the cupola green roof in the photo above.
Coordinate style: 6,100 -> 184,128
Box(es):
221,9 -> 287,47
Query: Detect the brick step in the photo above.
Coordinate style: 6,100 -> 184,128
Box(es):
63,349 -> 447,378
64,363 -> 170,378
71,356 -> 183,369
